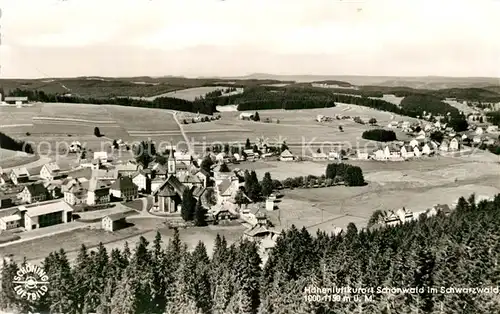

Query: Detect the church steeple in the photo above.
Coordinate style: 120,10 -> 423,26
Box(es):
167,149 -> 176,175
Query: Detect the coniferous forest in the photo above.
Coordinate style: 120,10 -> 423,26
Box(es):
1,194 -> 500,314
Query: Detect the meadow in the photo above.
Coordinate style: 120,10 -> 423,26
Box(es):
143,86 -> 244,101
238,154 -> 500,234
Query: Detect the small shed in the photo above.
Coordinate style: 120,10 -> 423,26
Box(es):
102,212 -> 132,232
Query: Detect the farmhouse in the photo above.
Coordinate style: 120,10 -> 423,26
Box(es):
312,152 -> 328,161
40,163 -> 62,181
62,178 -> 89,205
87,179 -> 111,205
101,212 -> 132,232
10,168 -> 29,185
19,183 -> 48,204
279,149 -> 295,162
4,96 -> 28,105
110,177 -> 138,201
21,200 -> 73,231
239,112 -> 255,120
384,207 -> 414,226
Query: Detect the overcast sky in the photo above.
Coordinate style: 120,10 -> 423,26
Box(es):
0,0 -> 499,78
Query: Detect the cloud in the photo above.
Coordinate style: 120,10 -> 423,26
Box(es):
0,0 -> 498,77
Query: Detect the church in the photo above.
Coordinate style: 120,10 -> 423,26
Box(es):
152,150 -> 206,213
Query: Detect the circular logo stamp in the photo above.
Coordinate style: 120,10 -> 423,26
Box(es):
12,263 -> 49,301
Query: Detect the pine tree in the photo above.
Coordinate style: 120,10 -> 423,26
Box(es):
245,138 -> 252,149
94,127 -> 101,137
48,249 -> 75,314
194,201 -> 208,226
181,189 -> 196,221
261,172 -> 273,197
73,244 -> 91,312
200,156 -> 214,174
254,112 -> 260,121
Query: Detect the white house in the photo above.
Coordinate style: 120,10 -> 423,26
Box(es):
422,143 -> 432,155
400,146 -> 414,159
10,168 -> 30,185
93,151 -> 109,162
424,124 -> 433,132
449,138 -> 460,151
279,149 -> 295,162
439,140 -> 449,152
475,127 -> 484,135
461,134 -> 468,140
409,139 -> 419,148
132,171 -> 149,192
40,163 -> 62,181
413,146 -> 422,157
473,136 -> 482,144
374,149 -> 387,160
69,141 -> 82,153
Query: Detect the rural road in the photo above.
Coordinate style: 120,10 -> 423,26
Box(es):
170,111 -> 193,153
2,155 -> 52,172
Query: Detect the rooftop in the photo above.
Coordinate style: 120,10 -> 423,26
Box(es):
23,200 -> 73,217
43,162 -> 61,174
110,176 -> 137,191
11,167 -> 29,177
25,183 -> 47,196
105,211 -> 135,221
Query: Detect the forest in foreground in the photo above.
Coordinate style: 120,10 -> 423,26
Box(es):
1,194 -> 500,314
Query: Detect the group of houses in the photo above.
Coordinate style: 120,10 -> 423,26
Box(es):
377,204 -> 453,228
366,137 -> 461,161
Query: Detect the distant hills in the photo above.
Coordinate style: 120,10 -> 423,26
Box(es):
224,73 -> 500,90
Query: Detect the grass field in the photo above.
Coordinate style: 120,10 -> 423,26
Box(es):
0,103 -> 183,166
183,103 -> 416,147
0,217 -> 246,265
239,154 -> 500,234
143,86 -> 244,101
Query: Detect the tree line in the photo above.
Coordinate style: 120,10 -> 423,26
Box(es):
0,132 -> 34,154
3,194 -> 500,313
7,89 -> 217,115
362,129 -> 397,142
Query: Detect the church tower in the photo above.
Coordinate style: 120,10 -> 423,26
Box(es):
167,149 -> 176,175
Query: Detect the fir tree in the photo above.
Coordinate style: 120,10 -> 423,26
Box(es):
181,189 -> 196,221
261,172 -> 273,197
194,201 -> 208,227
